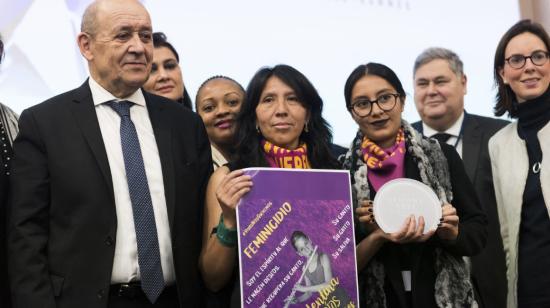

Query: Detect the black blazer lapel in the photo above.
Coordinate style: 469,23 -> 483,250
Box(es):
69,80 -> 114,198
145,92 -> 175,231
404,149 -> 421,180
461,113 -> 481,181
411,121 -> 423,134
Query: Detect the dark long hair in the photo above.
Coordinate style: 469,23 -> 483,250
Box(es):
233,64 -> 338,169
493,19 -> 550,117
0,34 -> 4,64
152,32 -> 193,110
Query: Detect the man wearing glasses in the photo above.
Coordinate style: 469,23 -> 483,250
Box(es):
411,47 -> 508,308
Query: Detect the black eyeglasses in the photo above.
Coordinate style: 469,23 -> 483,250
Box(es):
505,50 -> 549,69
348,93 -> 400,117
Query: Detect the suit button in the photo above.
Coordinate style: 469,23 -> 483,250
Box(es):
105,236 -> 113,246
97,289 -> 104,299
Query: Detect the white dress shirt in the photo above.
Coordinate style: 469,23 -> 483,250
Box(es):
423,111 -> 465,158
89,77 -> 175,285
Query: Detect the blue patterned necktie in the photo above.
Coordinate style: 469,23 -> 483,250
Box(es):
106,100 -> 165,303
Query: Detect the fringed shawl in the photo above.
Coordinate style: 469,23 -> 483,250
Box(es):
341,120 -> 476,308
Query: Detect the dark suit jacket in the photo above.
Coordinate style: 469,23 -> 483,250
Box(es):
8,81 -> 212,308
329,143 -> 348,160
412,113 -> 509,308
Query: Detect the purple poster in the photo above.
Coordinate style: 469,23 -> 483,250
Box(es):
237,168 -> 359,308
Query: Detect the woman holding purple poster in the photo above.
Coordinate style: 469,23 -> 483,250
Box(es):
199,64 -> 339,307
340,63 -> 487,307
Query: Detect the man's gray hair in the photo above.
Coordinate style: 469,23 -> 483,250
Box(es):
413,47 -> 464,77
81,1 -> 101,36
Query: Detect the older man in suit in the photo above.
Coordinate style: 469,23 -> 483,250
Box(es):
411,47 -> 508,308
8,1 -> 212,307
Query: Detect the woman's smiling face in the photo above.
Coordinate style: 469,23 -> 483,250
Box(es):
499,32 -> 550,103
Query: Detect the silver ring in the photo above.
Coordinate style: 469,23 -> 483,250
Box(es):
533,162 -> 541,174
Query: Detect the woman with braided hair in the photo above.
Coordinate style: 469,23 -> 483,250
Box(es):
341,62 -> 487,307
195,76 -> 245,170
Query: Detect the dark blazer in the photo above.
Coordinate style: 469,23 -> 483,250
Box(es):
330,143 -> 348,160
357,142 -> 487,308
1,103 -> 17,307
8,81 -> 212,308
412,113 -> 509,308
0,159 -> 11,307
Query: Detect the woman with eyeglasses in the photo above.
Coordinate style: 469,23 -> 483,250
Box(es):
489,20 -> 550,308
341,62 -> 486,307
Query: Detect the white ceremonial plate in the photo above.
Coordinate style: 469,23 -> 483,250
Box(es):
373,178 -> 442,234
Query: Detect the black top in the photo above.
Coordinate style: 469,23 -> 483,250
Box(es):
515,88 -> 550,308
0,117 -> 12,308
330,143 -> 348,161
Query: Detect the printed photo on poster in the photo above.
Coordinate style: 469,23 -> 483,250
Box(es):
236,168 -> 359,308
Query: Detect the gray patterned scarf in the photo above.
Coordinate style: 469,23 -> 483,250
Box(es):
341,120 -> 476,308
0,103 -> 19,146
